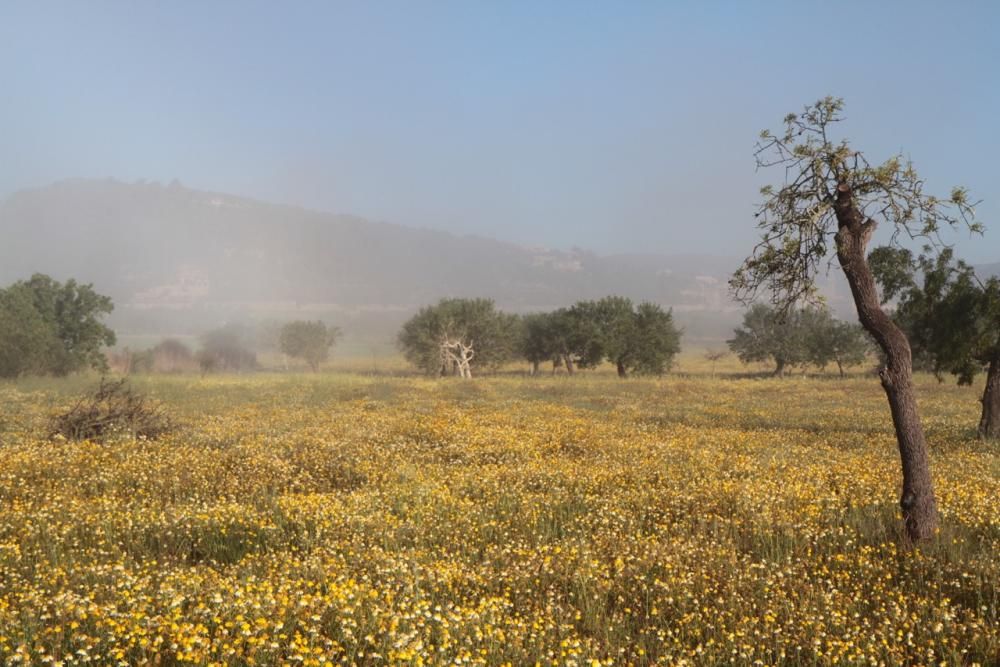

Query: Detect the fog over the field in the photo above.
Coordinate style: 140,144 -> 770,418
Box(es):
1,2 -> 997,345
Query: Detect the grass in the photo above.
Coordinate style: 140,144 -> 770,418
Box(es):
0,368 -> 996,665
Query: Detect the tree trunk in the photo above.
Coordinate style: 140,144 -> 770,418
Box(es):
978,354 -> 1000,440
531,360 -> 540,376
772,358 -> 786,377
836,358 -> 845,378
616,360 -> 627,378
834,183 -> 939,542
564,355 -> 575,375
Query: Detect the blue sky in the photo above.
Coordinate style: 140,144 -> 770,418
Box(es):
2,1 -> 998,261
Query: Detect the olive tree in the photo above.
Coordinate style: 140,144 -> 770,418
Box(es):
398,298 -> 518,377
730,98 -> 979,542
727,303 -> 808,376
279,320 -> 341,371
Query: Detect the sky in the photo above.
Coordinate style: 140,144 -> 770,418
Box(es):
2,1 -> 998,262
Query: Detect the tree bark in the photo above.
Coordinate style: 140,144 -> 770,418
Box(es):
563,355 -> 575,375
772,358 -> 786,377
616,360 -> 627,378
531,360 -> 540,376
834,182 -> 939,542
978,354 -> 1000,440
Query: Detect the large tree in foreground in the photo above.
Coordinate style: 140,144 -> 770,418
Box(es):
730,98 -> 979,542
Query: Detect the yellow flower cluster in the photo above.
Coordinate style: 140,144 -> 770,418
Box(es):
0,374 -> 996,665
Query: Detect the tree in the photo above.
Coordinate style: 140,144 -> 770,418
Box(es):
871,247 -> 1000,439
279,321 -> 342,371
521,299 -> 681,377
0,287 -> 61,377
730,97 -> 979,541
727,303 -> 808,376
799,307 -> 872,377
519,312 -> 562,375
398,298 -> 519,377
585,297 -> 638,378
551,306 -> 604,375
703,349 -> 728,378
197,324 -> 257,373
0,274 -> 115,377
617,301 -> 681,376
151,339 -> 196,373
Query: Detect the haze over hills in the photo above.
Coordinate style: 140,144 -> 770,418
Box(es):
0,179 -> 993,349
0,180 -> 753,344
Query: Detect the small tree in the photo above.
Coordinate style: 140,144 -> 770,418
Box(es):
551,306 -> 604,375
198,325 -> 257,373
727,304 -> 807,376
800,307 -> 872,377
621,301 -> 682,376
731,97 -> 979,541
703,349 -> 728,378
871,247 -> 1000,439
279,321 -> 341,371
151,339 -> 196,373
586,296 -> 638,378
519,312 -> 562,375
398,298 -> 518,377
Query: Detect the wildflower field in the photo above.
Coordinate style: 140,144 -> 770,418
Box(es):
0,371 -> 997,666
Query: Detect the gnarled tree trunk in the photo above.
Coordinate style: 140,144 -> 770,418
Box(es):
978,354 -> 1000,440
563,355 -> 576,375
834,183 -> 939,541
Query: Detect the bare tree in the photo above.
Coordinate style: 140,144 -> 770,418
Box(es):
703,349 -> 728,378
730,98 -> 980,542
441,338 -> 475,378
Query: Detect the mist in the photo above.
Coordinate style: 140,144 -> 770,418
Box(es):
1,2 -> 998,350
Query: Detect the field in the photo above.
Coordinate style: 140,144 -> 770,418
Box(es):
0,369 -> 997,666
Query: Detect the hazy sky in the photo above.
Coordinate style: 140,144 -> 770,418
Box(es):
2,1 -> 998,261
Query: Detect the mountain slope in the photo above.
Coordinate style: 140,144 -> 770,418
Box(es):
0,180 -> 743,335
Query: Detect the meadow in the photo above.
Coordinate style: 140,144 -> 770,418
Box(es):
0,366 -> 996,666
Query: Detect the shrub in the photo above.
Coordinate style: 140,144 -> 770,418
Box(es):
49,378 -> 173,442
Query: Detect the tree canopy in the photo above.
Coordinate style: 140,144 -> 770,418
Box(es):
280,321 -> 342,371
398,298 -> 519,376
197,324 -> 257,373
871,246 -> 1000,438
0,274 -> 116,378
727,304 -> 869,377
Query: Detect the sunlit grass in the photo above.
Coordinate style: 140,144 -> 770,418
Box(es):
0,370 -> 996,665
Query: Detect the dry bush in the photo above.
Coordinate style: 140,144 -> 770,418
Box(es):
49,378 -> 173,442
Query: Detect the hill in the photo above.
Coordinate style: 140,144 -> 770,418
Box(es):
0,180 -> 744,343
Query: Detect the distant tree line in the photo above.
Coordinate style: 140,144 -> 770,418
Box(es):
113,320 -> 342,375
727,304 -> 872,377
397,296 -> 682,378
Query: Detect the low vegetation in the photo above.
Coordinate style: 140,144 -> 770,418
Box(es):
0,372 -> 996,665
47,377 -> 173,442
